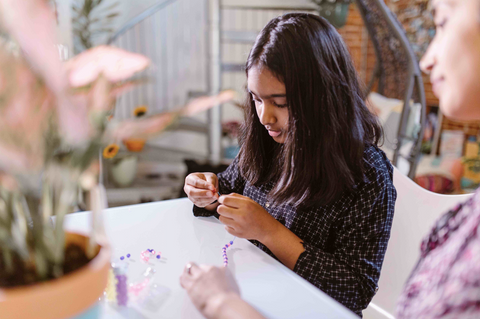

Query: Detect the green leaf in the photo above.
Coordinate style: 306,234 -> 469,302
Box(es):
34,248 -> 48,279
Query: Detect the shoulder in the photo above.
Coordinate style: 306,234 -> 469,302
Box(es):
361,144 -> 394,190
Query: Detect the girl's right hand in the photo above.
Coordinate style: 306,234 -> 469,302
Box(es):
184,172 -> 219,208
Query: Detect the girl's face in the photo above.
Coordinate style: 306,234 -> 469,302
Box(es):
420,0 -> 480,121
247,66 -> 289,144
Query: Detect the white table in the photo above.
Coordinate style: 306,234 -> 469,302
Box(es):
64,198 -> 358,319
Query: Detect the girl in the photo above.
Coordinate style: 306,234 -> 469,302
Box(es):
183,13 -> 396,316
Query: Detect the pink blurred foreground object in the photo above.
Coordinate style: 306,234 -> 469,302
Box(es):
0,3 -> 235,317
66,45 -> 150,87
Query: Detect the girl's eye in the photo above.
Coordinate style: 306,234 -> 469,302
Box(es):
273,101 -> 288,108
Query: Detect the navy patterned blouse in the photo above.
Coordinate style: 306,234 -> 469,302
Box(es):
193,144 -> 396,316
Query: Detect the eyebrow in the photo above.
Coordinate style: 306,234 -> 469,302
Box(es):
248,89 -> 286,99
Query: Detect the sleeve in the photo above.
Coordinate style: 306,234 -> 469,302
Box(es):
293,173 -> 396,316
193,156 -> 247,217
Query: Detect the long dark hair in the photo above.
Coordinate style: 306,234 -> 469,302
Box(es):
238,13 -> 382,207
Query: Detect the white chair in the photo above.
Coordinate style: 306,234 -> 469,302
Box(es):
363,167 -> 473,319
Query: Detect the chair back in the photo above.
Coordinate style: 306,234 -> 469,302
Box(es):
354,0 -> 426,179
364,167 -> 473,318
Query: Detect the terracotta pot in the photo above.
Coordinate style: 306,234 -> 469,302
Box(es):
123,138 -> 146,152
0,232 -> 111,319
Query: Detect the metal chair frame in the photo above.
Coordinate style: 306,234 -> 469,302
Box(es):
355,0 -> 426,178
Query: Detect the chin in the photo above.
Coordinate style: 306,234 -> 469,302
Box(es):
440,99 -> 480,122
273,136 -> 286,144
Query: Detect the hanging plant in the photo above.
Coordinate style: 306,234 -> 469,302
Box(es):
311,0 -> 352,29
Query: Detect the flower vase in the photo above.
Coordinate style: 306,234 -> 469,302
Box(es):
110,155 -> 138,187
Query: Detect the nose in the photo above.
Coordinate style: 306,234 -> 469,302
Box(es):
420,38 -> 437,74
257,102 -> 277,127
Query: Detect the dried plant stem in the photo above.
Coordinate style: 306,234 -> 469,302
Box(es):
42,183 -> 53,224
52,186 -> 75,277
86,184 -> 107,258
2,245 -> 13,273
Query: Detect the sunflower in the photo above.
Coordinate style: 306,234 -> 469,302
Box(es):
133,105 -> 148,117
103,143 -> 119,159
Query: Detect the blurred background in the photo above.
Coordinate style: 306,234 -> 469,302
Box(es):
55,0 -> 480,207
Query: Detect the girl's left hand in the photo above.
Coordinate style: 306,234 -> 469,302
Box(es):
217,193 -> 280,242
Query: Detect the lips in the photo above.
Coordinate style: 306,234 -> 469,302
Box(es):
431,77 -> 445,97
268,130 -> 281,137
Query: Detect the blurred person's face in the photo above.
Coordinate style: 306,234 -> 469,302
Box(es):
420,0 -> 480,121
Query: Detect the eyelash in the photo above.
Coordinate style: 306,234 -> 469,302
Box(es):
436,19 -> 447,29
252,98 -> 288,108
273,102 -> 288,108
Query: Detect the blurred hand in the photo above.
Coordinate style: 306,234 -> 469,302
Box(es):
180,263 -> 240,318
217,193 -> 280,242
184,172 -> 219,208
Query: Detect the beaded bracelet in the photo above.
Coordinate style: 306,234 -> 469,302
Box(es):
222,237 -> 236,267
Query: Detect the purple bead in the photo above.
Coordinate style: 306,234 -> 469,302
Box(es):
230,241 -> 233,245
127,254 -> 131,258
156,255 -> 161,259
120,256 -> 124,260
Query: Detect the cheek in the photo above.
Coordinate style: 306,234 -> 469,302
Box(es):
440,22 -> 480,120
254,103 -> 262,118
280,110 -> 289,127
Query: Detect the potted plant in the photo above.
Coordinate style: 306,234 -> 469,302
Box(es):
0,1 -> 233,318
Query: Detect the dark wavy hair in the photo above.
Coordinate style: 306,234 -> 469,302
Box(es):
238,13 -> 383,207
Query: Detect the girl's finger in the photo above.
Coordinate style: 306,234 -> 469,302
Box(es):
218,195 -> 242,208
186,174 -> 212,190
205,174 -> 218,192
217,204 -> 238,218
225,226 -> 240,237
188,187 -> 216,199
219,215 -> 237,228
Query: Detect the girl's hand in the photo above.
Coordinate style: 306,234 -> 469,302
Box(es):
180,263 -> 240,318
184,172 -> 219,208
217,193 -> 280,242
